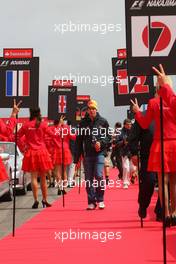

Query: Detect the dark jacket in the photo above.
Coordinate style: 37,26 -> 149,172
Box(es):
128,119 -> 154,160
111,128 -> 122,154
116,127 -> 132,157
74,112 -> 110,163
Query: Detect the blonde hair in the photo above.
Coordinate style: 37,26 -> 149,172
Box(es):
166,76 -> 173,88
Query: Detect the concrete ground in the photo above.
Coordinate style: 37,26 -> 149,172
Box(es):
0,185 -> 64,239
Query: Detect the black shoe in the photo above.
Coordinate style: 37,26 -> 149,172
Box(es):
130,175 -> 135,184
41,200 -> 52,208
48,182 -> 52,188
62,189 -> 67,195
156,214 -> 162,222
32,200 -> 39,209
51,182 -> 55,188
165,216 -> 171,227
156,215 -> 171,227
171,215 -> 176,226
138,207 -> 147,219
105,176 -> 109,185
118,174 -> 122,180
67,183 -> 75,188
57,188 -> 62,195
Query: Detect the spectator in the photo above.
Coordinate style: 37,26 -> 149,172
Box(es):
128,116 -> 161,220
111,122 -> 123,179
74,100 -> 111,210
117,119 -> 136,189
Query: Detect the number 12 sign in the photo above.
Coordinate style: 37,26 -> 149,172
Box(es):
112,57 -> 154,106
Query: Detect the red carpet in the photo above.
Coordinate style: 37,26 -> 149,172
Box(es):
0,168 -> 176,263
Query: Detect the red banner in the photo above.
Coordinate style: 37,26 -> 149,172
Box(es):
3,49 -> 33,58
52,80 -> 73,87
77,95 -> 90,101
117,49 -> 126,59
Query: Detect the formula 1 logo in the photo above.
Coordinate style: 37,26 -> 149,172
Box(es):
131,16 -> 176,56
0,60 -> 9,67
117,69 -> 149,95
130,0 -> 145,10
115,60 -> 124,66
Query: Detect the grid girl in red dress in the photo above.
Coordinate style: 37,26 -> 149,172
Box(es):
18,107 -> 53,209
131,65 -> 176,226
0,100 -> 21,183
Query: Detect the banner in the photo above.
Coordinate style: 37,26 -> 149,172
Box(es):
0,57 -> 39,108
48,86 -> 77,124
76,95 -> 90,122
52,80 -> 73,87
125,0 -> 176,75
112,56 -> 154,106
3,48 -> 33,58
117,48 -> 127,59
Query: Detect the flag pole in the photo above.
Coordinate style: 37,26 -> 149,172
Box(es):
12,114 -> 18,237
160,97 -> 167,264
61,125 -> 65,207
78,158 -> 81,194
137,151 -> 144,228
78,108 -> 85,194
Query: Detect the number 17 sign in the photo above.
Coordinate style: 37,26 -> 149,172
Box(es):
125,0 -> 176,75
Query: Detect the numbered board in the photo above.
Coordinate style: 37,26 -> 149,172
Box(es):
48,86 -> 77,124
112,57 -> 154,106
125,0 -> 176,75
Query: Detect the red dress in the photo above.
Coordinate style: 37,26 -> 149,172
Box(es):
0,117 -> 17,181
0,157 -> 9,183
135,93 -> 176,173
17,119 -> 53,173
17,135 -> 27,154
0,118 -> 16,141
44,126 -> 55,157
52,124 -> 76,166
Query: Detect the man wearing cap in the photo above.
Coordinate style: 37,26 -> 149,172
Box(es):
74,100 -> 111,210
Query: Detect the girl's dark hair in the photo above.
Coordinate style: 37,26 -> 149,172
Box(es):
29,107 -> 42,128
115,122 -> 122,128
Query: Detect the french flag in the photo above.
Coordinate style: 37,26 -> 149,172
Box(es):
58,95 -> 67,113
6,70 -> 30,97
6,71 -> 17,96
18,70 -> 30,96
